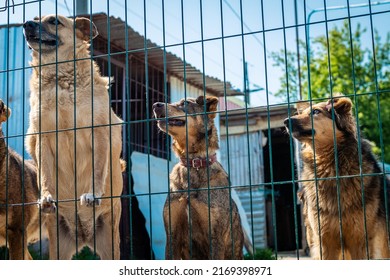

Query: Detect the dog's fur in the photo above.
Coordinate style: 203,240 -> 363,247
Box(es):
23,15 -> 124,259
285,95 -> 390,259
153,96 -> 244,260
0,100 -> 42,259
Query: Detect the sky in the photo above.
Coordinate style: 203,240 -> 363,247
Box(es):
1,0 -> 390,107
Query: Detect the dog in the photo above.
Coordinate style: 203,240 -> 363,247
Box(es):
153,95 -> 244,260
23,15 -> 124,259
285,95 -> 390,259
0,100 -> 43,259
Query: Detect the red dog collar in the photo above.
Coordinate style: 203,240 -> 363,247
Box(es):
180,154 -> 217,169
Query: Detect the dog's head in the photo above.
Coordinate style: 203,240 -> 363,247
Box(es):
152,96 -> 218,142
0,99 -> 11,124
23,14 -> 98,56
284,95 -> 355,145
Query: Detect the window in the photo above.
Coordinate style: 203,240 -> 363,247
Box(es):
93,38 -> 170,161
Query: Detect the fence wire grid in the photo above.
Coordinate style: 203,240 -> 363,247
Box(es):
0,0 -> 389,260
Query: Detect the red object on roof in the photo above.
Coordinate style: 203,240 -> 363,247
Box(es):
219,97 -> 244,111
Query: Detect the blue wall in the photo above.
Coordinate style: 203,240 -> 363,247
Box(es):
0,26 -> 32,158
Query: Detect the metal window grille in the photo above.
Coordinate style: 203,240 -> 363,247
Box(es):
0,0 -> 389,261
94,37 -> 171,160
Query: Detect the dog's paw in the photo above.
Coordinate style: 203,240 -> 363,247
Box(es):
37,194 -> 56,214
80,193 -> 101,207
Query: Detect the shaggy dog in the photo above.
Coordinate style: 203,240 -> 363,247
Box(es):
23,15 -> 124,259
285,95 -> 390,259
0,100 -> 43,259
153,96 -> 244,260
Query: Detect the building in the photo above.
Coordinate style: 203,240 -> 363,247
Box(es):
0,14 -> 262,259
220,102 -> 305,253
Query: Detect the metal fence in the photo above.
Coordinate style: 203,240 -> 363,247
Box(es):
0,0 -> 389,260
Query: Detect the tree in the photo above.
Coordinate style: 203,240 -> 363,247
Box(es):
270,20 -> 390,162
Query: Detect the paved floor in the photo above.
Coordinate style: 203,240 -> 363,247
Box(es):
276,250 -> 312,260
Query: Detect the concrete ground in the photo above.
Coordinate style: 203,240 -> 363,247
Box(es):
276,250 -> 312,260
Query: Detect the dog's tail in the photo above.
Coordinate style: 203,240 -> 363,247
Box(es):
120,158 -> 127,172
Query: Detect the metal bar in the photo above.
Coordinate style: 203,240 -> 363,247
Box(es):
143,0 -> 154,260
322,0 -> 346,260
178,0 -> 193,259
106,0 -> 116,259
280,0 -> 300,259
219,0 -> 237,258
55,0 -> 61,260
367,0 -> 390,253
260,0 -> 278,259
345,0 -> 370,259
123,0 -> 135,259
4,0 -> 10,260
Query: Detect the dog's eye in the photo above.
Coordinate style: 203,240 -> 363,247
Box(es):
47,18 -> 62,26
312,109 -> 321,115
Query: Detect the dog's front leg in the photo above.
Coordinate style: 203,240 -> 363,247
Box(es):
163,196 -> 190,260
211,229 -> 226,260
80,129 -> 108,207
36,135 -> 56,213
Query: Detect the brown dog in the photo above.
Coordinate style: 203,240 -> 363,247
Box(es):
153,96 -> 244,260
285,95 -> 390,259
0,100 -> 43,259
23,15 -> 124,259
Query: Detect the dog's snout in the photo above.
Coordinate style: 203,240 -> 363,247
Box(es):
153,102 -> 165,118
23,21 -> 39,38
284,117 -> 298,128
23,21 -> 38,30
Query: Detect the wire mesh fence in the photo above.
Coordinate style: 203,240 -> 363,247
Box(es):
0,0 -> 389,260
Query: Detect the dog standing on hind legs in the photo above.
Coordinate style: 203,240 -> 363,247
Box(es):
285,95 -> 390,259
23,15 -> 124,259
153,95 -> 244,260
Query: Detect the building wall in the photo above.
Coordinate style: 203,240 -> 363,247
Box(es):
220,130 -> 267,249
0,26 -> 31,158
169,76 -> 205,101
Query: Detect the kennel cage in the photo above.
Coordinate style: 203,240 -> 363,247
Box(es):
0,0 -> 389,260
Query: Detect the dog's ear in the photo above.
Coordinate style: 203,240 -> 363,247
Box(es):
326,95 -> 355,135
196,95 -> 218,111
196,95 -> 219,119
325,96 -> 352,115
33,16 -> 40,21
75,17 -> 99,41
0,105 -> 11,123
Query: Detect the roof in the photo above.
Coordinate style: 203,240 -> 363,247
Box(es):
2,13 -> 243,97
86,13 -> 243,97
219,103 -> 296,131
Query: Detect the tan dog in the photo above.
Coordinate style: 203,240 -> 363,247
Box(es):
23,15 -> 124,259
285,95 -> 390,259
153,96 -> 244,260
0,100 -> 43,259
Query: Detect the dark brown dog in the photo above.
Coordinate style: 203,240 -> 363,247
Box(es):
0,100 -> 43,259
153,96 -> 244,260
285,95 -> 390,259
